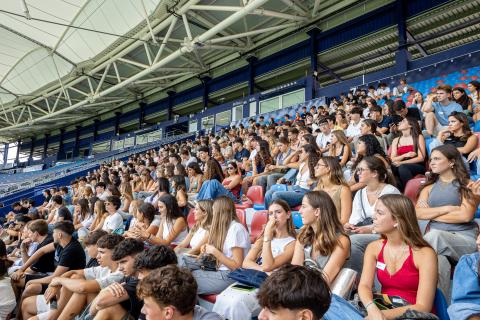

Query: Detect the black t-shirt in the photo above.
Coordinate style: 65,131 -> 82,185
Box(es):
57,206 -> 72,221
54,239 -> 86,270
31,235 -> 55,273
86,258 -> 99,268
120,276 -> 144,320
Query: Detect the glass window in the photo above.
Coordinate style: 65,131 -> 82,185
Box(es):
282,89 -> 305,108
201,115 -> 214,130
249,101 -> 257,116
260,96 -> 280,114
189,120 -> 198,133
215,110 -> 231,131
232,105 -> 243,121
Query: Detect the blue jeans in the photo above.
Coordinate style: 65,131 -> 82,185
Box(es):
448,252 -> 480,319
197,179 -> 236,201
324,295 -> 363,320
264,185 -> 308,208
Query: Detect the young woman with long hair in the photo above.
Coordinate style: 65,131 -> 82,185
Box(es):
348,134 -> 389,192
468,81 -> 480,121
358,194 -> 437,319
360,119 -> 387,152
90,199 -> 108,232
292,191 -> 350,286
187,162 -> 203,193
73,198 -> 94,239
314,157 -> 352,225
264,143 -> 320,208
119,172 -> 133,211
416,144 -> 479,300
241,140 -> 273,197
171,175 -> 188,214
196,159 -> 236,201
124,202 -> 157,240
140,194 -> 188,246
213,199 -> 297,320
222,161 -> 242,200
431,111 -> 477,159
390,117 -> 426,191
189,196 -> 250,295
453,86 -> 473,112
345,156 -> 400,273
328,130 -> 351,167
175,200 -> 214,255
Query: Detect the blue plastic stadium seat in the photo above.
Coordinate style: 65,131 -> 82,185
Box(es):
433,288 -> 450,320
292,211 -> 303,228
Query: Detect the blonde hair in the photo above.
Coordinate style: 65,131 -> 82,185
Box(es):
208,196 -> 239,251
191,200 -> 214,233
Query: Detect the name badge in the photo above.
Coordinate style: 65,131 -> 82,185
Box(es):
376,261 -> 386,271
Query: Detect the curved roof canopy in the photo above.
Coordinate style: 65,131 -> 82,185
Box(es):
0,0 -> 159,105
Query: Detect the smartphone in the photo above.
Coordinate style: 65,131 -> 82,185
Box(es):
232,284 -> 256,291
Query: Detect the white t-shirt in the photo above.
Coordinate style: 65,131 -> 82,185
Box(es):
345,121 -> 362,138
163,219 -> 188,245
315,132 -> 332,154
191,227 -> 207,249
219,221 -> 251,271
81,214 -> 94,229
248,149 -> 258,161
270,236 -> 296,259
349,184 -> 400,225
102,212 -> 124,232
84,266 -> 124,289
0,277 -> 16,319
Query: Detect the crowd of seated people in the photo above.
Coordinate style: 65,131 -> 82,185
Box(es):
1,80 -> 480,320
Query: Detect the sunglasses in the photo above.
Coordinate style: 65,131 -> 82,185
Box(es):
227,167 -> 235,170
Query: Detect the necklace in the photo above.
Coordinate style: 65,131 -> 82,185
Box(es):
385,242 -> 407,276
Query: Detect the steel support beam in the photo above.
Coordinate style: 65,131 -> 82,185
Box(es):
247,56 -> 257,95
167,91 -> 176,121
395,0 -> 409,73
42,134 -> 49,159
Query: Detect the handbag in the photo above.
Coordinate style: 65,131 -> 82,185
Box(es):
228,268 -> 268,288
182,253 -> 218,271
355,189 -> 374,227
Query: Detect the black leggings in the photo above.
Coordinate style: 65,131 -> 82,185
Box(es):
392,163 -> 425,192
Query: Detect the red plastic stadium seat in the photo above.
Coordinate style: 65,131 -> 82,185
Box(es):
250,210 -> 268,243
236,208 -> 247,228
404,176 -> 426,205
247,186 -> 264,205
187,208 -> 196,229
199,294 -> 217,303
235,199 -> 252,210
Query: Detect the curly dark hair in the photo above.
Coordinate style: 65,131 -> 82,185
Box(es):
112,238 -> 145,261
254,140 -> 273,169
352,134 -> 387,171
137,265 -> 197,315
134,245 -> 177,271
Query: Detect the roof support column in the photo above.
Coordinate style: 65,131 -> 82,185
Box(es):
15,139 -> 21,165
42,134 -> 49,159
93,120 -> 100,142
139,102 -> 147,129
200,76 -> 211,110
57,128 -> 65,160
395,0 -> 409,73
307,28 -> 320,100
73,126 -> 81,158
3,143 -> 8,165
29,136 -> 36,163
247,56 -> 257,96
167,91 -> 176,120
114,112 -> 122,136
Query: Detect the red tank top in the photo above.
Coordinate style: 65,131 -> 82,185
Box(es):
377,240 -> 419,305
223,179 -> 241,199
397,145 -> 414,156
